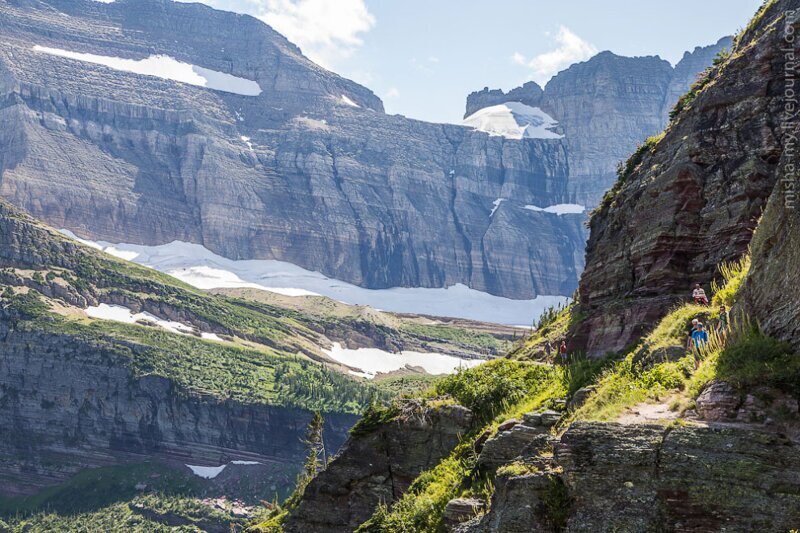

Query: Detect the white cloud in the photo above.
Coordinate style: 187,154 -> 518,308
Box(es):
384,87 -> 400,99
177,0 -> 375,69
427,56 -> 440,63
512,52 -> 527,66
513,26 -> 597,85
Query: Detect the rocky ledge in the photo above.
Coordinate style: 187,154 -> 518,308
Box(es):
458,421 -> 800,532
283,401 -> 474,533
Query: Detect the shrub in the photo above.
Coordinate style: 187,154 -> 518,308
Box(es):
432,359 -> 554,422
349,402 -> 401,436
715,327 -> 798,391
711,254 -> 750,307
560,354 -> 608,398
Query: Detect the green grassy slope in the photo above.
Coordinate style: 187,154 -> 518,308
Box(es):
0,200 -> 383,413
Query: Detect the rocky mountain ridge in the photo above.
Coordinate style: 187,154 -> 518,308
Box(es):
271,1 -> 800,531
465,37 -> 733,206
0,0 -> 586,300
573,4 -> 792,356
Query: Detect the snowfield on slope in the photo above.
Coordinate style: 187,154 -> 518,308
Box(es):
463,102 -> 564,139
523,203 -> 586,215
323,342 -> 483,378
85,303 -> 223,341
185,461 -> 261,479
60,231 -> 568,325
32,45 -> 262,95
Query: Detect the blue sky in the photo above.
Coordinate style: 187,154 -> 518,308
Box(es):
191,0 -> 763,123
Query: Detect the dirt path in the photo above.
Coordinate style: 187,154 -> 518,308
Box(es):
616,401 -> 679,425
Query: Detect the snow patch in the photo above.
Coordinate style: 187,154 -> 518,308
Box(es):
186,464 -> 227,479
341,95 -> 360,107
463,102 -> 563,140
323,342 -> 482,379
523,203 -> 586,215
490,198 -> 505,217
32,45 -> 262,96
85,303 -> 228,342
185,460 -> 262,479
86,304 -> 195,334
240,136 -> 254,151
59,230 -> 569,325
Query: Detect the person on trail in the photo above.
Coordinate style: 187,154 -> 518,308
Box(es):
692,322 -> 709,349
692,284 -> 709,306
560,340 -> 568,363
544,340 -> 553,360
718,304 -> 729,333
687,318 -> 700,351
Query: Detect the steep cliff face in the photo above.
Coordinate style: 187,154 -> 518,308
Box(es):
742,148 -> 800,349
0,0 -> 585,300
284,402 -> 474,533
0,322 -> 356,497
542,52 -> 675,205
573,0 -> 795,356
464,40 -> 732,207
465,82 -> 544,118
660,36 -> 734,119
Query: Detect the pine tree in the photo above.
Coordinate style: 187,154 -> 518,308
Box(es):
303,411 -> 326,477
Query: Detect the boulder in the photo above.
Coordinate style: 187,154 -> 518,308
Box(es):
539,410 -> 562,427
443,498 -> 486,530
477,424 -> 551,470
567,387 -> 596,410
695,380 -> 740,421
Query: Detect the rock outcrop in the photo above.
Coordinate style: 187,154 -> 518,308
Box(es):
742,133 -> 800,350
283,402 -> 474,533
464,422 -> 800,532
465,82 -> 544,117
573,0 -> 796,356
464,39 -> 732,207
0,0 -> 587,300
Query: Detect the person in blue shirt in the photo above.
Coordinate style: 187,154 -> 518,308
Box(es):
692,322 -> 709,349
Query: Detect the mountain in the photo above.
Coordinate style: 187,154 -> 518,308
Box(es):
0,194 -> 523,524
572,28 -> 784,357
464,37 -> 733,206
0,196 -> 367,502
0,0 -> 587,301
272,1 -> 800,531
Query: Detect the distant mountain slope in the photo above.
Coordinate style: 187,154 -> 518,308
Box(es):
464,37 -> 733,206
0,0 -> 586,300
0,197 -> 371,499
0,197 -> 516,510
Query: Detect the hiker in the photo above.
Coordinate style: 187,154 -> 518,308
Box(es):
718,304 -> 729,333
692,322 -> 709,349
686,318 -> 699,351
544,340 -> 553,360
692,284 -> 709,306
559,340 -> 568,363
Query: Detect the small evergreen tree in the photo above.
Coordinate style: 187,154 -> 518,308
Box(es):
303,411 -> 326,476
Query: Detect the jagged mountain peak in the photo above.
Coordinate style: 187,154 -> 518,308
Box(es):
2,0 -> 385,112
